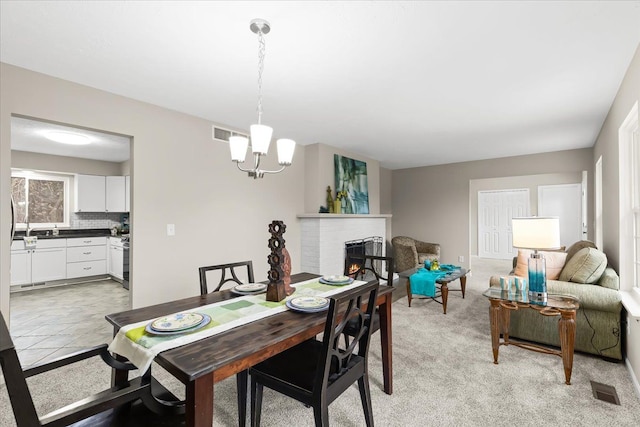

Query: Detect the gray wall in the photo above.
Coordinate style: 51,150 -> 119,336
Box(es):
592,44 -> 640,388
469,172 -> 586,255
392,148 -> 592,269
304,142 -> 381,215
11,150 -> 123,176
0,63 -> 307,317
0,63 -> 385,320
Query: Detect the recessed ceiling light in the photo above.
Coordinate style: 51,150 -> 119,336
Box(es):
43,130 -> 92,145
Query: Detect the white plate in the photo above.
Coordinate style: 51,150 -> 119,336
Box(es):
322,275 -> 350,283
150,312 -> 205,332
233,283 -> 267,293
146,314 -> 211,335
288,296 -> 330,310
319,277 -> 354,286
286,299 -> 330,313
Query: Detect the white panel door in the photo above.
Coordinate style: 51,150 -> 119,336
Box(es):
538,183 -> 583,248
478,189 -> 530,259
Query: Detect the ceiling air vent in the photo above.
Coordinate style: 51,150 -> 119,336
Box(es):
212,125 -> 248,143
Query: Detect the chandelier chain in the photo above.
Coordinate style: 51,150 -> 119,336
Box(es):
256,28 -> 266,124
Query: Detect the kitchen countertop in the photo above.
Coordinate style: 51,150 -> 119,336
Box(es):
13,228 -> 114,240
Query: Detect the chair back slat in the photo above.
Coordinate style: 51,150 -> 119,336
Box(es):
344,254 -> 394,287
314,282 -> 378,396
0,312 -> 41,426
198,261 -> 255,295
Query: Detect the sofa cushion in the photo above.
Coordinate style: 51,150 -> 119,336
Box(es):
513,249 -> 567,280
559,247 -> 607,284
598,267 -> 620,290
565,240 -> 597,263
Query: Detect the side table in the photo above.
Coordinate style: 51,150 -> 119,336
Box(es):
482,288 -> 579,385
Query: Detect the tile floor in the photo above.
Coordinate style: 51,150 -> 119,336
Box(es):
9,279 -> 130,368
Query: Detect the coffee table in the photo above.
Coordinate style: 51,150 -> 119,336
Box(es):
482,288 -> 579,385
399,267 -> 469,314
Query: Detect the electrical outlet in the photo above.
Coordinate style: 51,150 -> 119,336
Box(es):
458,255 -> 464,262
167,224 -> 175,236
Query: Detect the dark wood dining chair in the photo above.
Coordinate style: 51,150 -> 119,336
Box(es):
0,312 -> 184,427
198,261 -> 254,427
344,253 -> 395,334
199,260 -> 255,294
249,281 -> 379,427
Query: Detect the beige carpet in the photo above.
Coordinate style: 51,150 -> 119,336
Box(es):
1,257 -> 639,426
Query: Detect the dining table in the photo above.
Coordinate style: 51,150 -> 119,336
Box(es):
105,272 -> 395,427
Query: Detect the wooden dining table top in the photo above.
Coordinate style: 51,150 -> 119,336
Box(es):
105,272 -> 394,386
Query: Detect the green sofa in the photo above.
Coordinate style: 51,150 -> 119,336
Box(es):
489,241 -> 623,360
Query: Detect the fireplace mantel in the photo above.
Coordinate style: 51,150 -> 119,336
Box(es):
297,214 -> 391,275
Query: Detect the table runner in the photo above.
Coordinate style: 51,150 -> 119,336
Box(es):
108,278 -> 367,374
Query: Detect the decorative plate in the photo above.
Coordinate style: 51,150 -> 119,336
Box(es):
319,277 -> 354,286
288,296 -> 330,310
322,275 -> 350,283
146,314 -> 211,335
150,312 -> 205,332
285,299 -> 330,313
233,283 -> 267,293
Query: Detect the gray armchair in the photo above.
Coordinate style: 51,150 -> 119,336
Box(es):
391,236 -> 440,273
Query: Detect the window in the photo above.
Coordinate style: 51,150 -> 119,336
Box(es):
11,170 -> 71,228
619,101 -> 639,294
633,129 -> 640,290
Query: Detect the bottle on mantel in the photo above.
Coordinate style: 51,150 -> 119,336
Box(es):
52,225 -> 59,236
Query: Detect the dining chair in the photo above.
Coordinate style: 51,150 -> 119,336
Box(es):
249,281 -> 379,427
199,260 -> 255,294
0,312 -> 184,427
344,253 -> 395,335
198,260 -> 254,427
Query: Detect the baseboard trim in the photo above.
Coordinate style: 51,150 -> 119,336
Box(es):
625,357 -> 640,400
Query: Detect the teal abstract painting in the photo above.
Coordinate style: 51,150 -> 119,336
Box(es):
334,154 -> 369,214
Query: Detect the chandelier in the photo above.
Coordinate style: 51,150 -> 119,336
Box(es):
228,19 -> 296,179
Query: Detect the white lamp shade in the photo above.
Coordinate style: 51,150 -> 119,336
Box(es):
229,136 -> 249,162
512,217 -> 561,250
277,139 -> 296,165
250,124 -> 273,155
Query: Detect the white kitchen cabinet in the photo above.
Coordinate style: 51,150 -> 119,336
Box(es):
109,237 -> 124,280
66,237 -> 107,278
10,249 -> 31,286
32,247 -> 67,283
106,176 -> 126,212
11,239 -> 67,286
74,174 -> 106,212
125,175 -> 130,212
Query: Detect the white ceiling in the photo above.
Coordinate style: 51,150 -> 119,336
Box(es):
1,1 -> 639,169
11,117 -> 130,163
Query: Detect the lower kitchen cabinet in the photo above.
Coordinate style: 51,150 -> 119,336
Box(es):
10,239 -> 67,287
66,237 -> 107,279
32,247 -> 67,282
108,237 -> 124,280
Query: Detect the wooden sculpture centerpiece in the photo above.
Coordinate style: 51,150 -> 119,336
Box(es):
266,220 -> 295,302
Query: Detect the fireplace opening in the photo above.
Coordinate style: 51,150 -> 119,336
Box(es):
344,236 -> 383,280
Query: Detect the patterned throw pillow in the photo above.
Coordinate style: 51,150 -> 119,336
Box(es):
559,247 -> 607,284
513,249 -> 568,280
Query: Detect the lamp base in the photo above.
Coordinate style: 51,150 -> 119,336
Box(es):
528,252 -> 547,302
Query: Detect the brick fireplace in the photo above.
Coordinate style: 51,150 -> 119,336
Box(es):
297,214 -> 391,275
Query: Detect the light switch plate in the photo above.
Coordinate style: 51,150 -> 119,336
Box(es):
167,224 -> 175,236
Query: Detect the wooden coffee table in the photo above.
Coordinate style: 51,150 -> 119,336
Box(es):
399,267 -> 469,314
482,288 -> 579,385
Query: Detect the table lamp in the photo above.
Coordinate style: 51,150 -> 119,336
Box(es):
511,217 -> 561,301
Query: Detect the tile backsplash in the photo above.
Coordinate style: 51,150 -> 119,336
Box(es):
70,212 -> 123,229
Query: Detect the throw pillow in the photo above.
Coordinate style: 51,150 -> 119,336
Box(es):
513,249 -> 568,280
565,240 -> 597,264
559,247 -> 607,284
